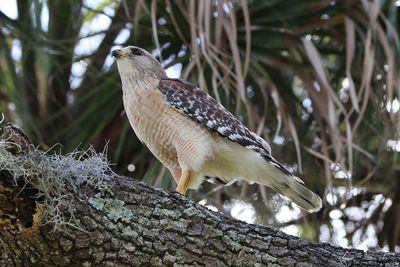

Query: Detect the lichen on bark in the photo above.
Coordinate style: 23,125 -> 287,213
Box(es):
89,195 -> 134,223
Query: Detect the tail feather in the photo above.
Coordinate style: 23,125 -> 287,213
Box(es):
255,165 -> 322,212
270,175 -> 322,212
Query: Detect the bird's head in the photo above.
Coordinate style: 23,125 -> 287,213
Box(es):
112,46 -> 166,81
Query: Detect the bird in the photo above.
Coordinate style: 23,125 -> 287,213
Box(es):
112,46 -> 322,212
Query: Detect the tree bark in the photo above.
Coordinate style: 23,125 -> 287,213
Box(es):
0,125 -> 399,267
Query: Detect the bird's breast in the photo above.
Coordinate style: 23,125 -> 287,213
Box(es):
122,82 -> 181,168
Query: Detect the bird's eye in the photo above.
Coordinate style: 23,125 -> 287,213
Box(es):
130,48 -> 143,56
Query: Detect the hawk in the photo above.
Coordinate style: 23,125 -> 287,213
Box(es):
112,46 -> 322,212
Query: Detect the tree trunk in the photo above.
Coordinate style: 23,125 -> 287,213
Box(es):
0,125 -> 399,267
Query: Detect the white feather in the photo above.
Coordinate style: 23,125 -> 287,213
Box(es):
188,138 -> 321,212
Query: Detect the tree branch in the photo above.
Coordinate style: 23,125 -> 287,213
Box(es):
0,125 -> 399,266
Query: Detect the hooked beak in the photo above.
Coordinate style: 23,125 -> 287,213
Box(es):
111,49 -> 124,59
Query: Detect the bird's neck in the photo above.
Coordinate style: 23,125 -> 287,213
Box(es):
121,73 -> 161,95
120,67 -> 166,85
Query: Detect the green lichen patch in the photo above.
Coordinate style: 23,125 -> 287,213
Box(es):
89,195 -> 133,223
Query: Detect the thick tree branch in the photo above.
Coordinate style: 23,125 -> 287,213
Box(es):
0,125 -> 399,266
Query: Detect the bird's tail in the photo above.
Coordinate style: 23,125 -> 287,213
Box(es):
254,163 -> 322,212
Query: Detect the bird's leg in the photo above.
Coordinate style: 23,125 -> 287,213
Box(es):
176,168 -> 191,195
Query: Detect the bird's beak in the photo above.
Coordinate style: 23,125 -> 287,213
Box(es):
111,49 -> 124,59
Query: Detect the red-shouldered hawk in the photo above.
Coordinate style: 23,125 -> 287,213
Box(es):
112,46 -> 322,212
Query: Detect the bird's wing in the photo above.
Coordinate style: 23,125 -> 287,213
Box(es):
158,78 -> 297,180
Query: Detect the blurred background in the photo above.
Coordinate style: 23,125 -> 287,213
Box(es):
0,0 -> 399,252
